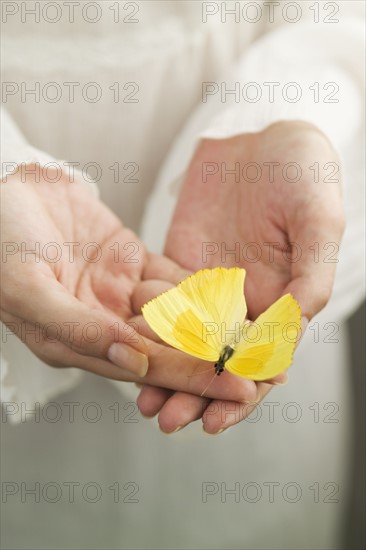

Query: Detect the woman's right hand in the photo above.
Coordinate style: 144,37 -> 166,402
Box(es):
0,167 -> 150,380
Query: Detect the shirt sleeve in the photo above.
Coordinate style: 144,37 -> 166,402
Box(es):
1,107 -> 100,196
199,10 -> 364,160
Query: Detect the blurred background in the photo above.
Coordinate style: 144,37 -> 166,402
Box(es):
344,301 -> 365,550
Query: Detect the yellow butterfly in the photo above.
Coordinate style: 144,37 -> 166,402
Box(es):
142,267 -> 301,381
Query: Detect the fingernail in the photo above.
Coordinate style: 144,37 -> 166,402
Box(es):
159,425 -> 183,434
203,426 -> 225,435
272,374 -> 289,386
107,343 -> 148,377
140,412 -> 154,419
172,425 -> 183,433
272,379 -> 288,386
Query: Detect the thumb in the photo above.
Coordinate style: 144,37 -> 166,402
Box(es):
284,207 -> 344,320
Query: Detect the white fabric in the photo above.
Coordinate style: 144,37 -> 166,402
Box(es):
1,1 -> 364,548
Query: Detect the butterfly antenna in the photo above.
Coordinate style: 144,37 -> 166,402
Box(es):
200,372 -> 218,397
188,366 -> 214,378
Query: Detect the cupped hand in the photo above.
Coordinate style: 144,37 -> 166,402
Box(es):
0,168 -> 150,380
166,121 -> 344,320
134,121 -> 345,433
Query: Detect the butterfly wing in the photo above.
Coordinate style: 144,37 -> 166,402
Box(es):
226,294 -> 301,380
142,267 -> 247,361
225,342 -> 275,378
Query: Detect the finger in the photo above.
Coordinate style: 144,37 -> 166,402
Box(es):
131,279 -> 174,315
129,313 -> 174,348
255,382 -> 274,403
142,342 -> 258,404
136,385 -> 174,417
1,272 -> 149,377
202,382 -> 273,434
143,254 -> 192,284
264,370 -> 289,386
128,313 -> 161,342
157,392 -> 211,433
285,205 -> 345,319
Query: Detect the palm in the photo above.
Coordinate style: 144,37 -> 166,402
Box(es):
1,174 -> 153,381
2,176 -> 146,322
165,123 -> 343,319
135,122 -> 344,433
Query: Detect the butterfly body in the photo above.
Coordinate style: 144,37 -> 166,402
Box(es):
215,345 -> 235,375
142,267 -> 301,381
